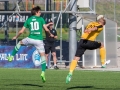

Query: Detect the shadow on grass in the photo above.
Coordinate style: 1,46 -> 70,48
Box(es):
6,84 -> 43,87
67,86 -> 120,90
22,84 -> 43,87
66,86 -> 94,90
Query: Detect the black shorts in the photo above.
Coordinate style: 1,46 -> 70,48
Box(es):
75,39 -> 101,57
44,42 -> 56,54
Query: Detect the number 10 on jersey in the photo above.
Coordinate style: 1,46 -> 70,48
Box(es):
30,22 -> 39,31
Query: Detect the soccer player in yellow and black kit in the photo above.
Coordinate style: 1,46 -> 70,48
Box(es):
66,15 -> 110,83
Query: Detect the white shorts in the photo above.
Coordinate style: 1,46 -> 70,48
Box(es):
21,37 -> 45,53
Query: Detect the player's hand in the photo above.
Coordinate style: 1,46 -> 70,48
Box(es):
84,27 -> 97,33
12,36 -> 17,40
84,29 -> 91,33
50,34 -> 54,37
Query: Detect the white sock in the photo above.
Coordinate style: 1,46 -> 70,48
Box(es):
54,64 -> 57,66
46,64 -> 47,66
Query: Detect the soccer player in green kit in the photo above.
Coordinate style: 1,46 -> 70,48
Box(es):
7,6 -> 54,83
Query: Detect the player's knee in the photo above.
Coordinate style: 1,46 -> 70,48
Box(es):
52,52 -> 56,57
73,56 -> 80,61
45,54 -> 49,57
100,43 -> 104,48
19,41 -> 23,45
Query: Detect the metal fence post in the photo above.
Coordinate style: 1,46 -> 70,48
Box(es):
69,0 -> 77,62
60,1 -> 63,62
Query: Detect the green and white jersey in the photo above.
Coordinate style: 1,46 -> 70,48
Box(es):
24,16 -> 45,40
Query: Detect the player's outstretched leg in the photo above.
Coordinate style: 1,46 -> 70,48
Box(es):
7,42 -> 21,62
66,60 -> 77,84
40,56 -> 46,83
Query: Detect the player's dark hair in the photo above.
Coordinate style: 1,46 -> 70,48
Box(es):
31,6 -> 41,15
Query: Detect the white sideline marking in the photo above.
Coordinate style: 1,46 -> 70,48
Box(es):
1,68 -> 120,72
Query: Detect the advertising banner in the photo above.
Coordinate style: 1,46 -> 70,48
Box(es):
0,13 -> 31,27
0,46 -> 42,68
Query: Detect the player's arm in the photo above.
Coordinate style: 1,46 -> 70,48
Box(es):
54,36 -> 57,39
46,22 -> 53,27
42,18 -> 54,37
43,24 -> 54,37
12,27 -> 26,40
84,27 -> 97,33
12,18 -> 28,40
84,25 -> 103,33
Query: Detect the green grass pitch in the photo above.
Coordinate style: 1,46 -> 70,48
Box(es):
0,68 -> 120,90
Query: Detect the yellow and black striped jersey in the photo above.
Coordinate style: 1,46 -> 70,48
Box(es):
81,22 -> 103,41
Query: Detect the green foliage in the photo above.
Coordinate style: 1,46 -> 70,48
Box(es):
118,37 -> 120,41
0,30 -> 4,34
56,28 -> 69,41
96,1 -> 120,25
0,28 -> 69,40
63,24 -> 68,32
